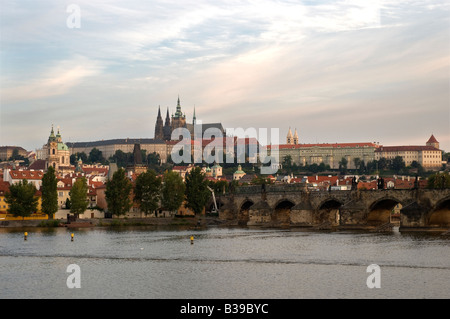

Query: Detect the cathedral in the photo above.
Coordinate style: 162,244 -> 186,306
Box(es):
154,96 -> 224,141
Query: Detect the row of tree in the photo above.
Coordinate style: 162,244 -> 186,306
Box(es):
281,155 -> 433,176
105,167 -> 212,217
4,166 -> 88,220
4,166 -> 215,220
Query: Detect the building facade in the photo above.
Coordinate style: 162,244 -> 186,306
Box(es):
266,128 -> 380,170
67,138 -> 168,164
375,135 -> 443,170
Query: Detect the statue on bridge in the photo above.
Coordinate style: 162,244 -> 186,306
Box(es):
351,177 -> 358,191
377,177 -> 385,190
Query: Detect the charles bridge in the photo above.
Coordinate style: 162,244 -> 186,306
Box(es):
211,184 -> 450,231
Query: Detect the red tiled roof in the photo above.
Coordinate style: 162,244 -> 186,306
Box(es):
427,135 -> 439,144
268,142 -> 378,150
9,170 -> 44,180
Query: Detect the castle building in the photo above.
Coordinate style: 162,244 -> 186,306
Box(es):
154,96 -> 224,141
267,128 -> 379,169
375,135 -> 443,170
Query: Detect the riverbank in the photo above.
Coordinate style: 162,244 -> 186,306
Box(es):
1,217 -> 448,234
0,216 -> 237,229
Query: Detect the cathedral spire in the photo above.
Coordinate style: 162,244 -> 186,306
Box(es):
193,105 -> 196,125
157,105 -> 162,118
175,95 -> 183,118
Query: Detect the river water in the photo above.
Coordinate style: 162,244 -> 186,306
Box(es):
0,226 -> 449,299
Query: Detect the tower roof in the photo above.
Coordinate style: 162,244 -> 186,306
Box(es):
287,127 -> 293,138
48,125 -> 56,142
427,134 -> 438,144
174,96 -> 184,118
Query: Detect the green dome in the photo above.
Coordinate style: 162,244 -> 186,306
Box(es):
234,165 -> 245,174
57,142 -> 69,151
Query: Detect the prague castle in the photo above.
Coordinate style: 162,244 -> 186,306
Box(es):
155,96 -> 224,141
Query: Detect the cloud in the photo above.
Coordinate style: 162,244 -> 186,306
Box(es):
0,0 -> 449,151
1,56 -> 103,103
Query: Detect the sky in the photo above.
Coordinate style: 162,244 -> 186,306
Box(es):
0,0 -> 449,152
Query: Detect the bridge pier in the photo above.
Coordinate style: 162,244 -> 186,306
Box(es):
248,201 -> 272,226
290,202 -> 314,226
218,186 -> 450,231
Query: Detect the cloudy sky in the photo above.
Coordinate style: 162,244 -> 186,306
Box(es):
1,0 -> 449,151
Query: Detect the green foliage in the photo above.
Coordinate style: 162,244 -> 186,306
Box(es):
105,168 -> 133,216
134,169 -> 162,215
161,170 -> 185,212
70,177 -> 89,216
185,167 -> 210,215
339,157 -> 348,175
88,148 -> 105,164
427,172 -> 450,189
41,166 -> 58,218
5,179 -> 39,219
391,156 -> 406,174
251,175 -> 273,185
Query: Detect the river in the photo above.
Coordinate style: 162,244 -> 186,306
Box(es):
0,226 -> 449,299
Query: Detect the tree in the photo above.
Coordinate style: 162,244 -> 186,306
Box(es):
5,179 -> 39,220
185,167 -> 210,215
391,156 -> 406,174
88,148 -> 104,164
161,170 -> 185,213
427,172 -> 450,189
41,166 -> 58,219
70,177 -> 89,218
134,170 -> 162,216
109,150 -> 131,168
105,168 -> 133,217
339,157 -> 348,175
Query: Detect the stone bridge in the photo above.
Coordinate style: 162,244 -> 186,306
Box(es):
211,184 -> 450,231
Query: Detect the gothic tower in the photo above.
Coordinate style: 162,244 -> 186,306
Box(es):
171,96 -> 186,131
163,107 -> 172,141
154,106 -> 164,140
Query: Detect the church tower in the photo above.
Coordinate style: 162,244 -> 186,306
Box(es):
154,106 -> 164,140
171,96 -> 187,131
287,127 -> 293,145
293,129 -> 299,145
163,107 -> 172,141
47,125 -> 58,169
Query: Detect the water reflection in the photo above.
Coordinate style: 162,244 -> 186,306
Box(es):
0,226 -> 449,299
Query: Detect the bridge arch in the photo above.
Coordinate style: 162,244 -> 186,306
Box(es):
273,199 -> 296,225
238,199 -> 254,225
367,197 -> 402,225
427,196 -> 450,227
316,198 -> 343,225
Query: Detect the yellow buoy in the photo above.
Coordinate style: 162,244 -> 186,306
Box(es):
190,235 -> 194,244
24,232 -> 28,241
71,233 -> 74,241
